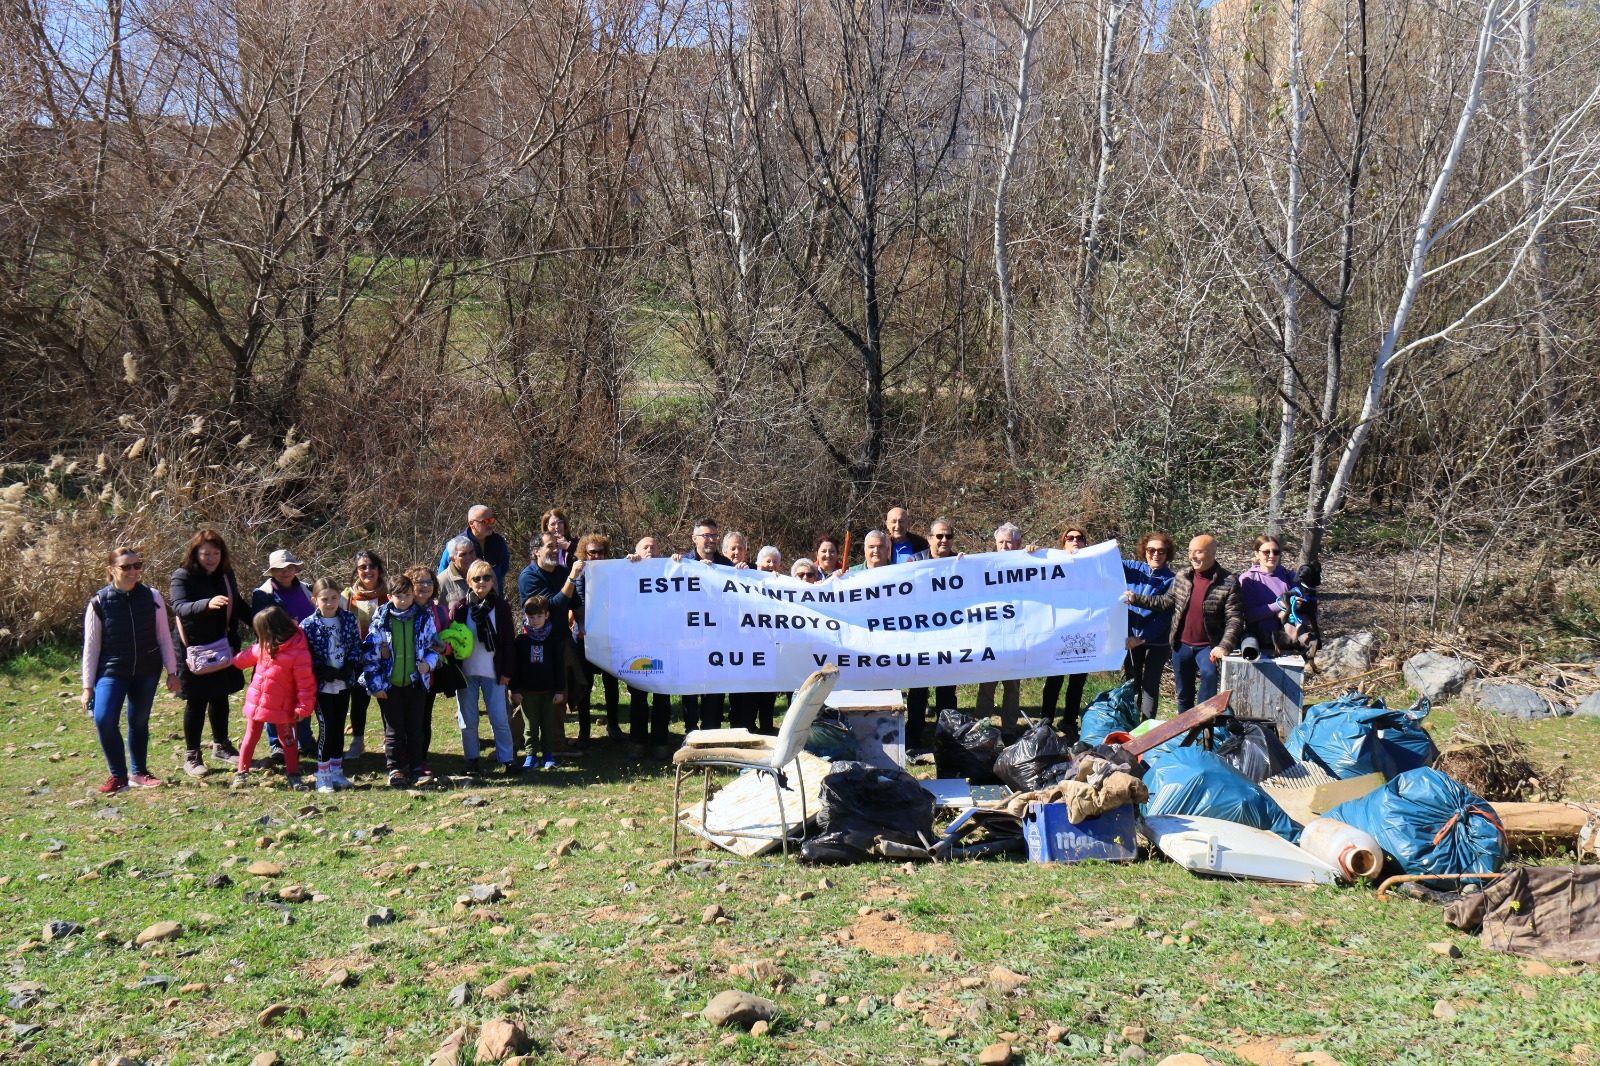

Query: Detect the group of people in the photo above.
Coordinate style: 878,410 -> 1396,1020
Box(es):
80,502 -> 1307,793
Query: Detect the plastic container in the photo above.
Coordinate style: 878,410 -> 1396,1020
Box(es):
1299,816 -> 1384,882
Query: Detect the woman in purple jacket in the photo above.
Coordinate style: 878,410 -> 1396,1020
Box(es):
1238,535 -> 1296,655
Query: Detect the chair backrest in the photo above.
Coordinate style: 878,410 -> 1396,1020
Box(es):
768,665 -> 840,768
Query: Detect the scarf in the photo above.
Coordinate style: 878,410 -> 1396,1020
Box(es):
524,620 -> 552,642
470,596 -> 498,655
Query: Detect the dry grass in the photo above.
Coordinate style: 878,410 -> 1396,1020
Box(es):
1432,706 -> 1571,803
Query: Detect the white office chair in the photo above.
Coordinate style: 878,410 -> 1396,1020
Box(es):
670,665 -> 840,856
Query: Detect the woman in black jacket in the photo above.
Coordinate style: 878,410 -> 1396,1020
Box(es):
169,529 -> 251,776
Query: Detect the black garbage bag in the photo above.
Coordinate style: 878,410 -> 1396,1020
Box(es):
1214,717 -> 1297,783
993,721 -> 1075,792
800,761 -> 936,864
934,709 -> 1004,784
814,761 -> 936,845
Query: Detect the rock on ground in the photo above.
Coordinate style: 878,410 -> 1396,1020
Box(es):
1403,652 -> 1474,700
473,1018 -> 530,1063
1319,631 -> 1379,672
1576,692 -> 1600,718
1470,682 -> 1554,720
134,921 -> 182,946
701,989 -> 779,1028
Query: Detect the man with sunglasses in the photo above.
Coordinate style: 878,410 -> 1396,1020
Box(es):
904,518 -> 960,748
437,504 -> 511,594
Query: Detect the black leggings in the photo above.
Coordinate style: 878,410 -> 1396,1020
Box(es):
184,694 -> 231,751
680,693 -> 724,733
1042,673 -> 1087,741
349,687 -> 370,740
628,685 -> 671,747
1124,644 -> 1171,721
904,686 -> 958,748
316,690 -> 350,762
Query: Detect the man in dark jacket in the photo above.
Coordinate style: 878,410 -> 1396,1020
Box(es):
677,519 -> 730,733
517,531 -> 582,611
1125,535 -> 1243,712
437,505 -> 511,593
905,517 -> 958,748
886,506 -> 930,563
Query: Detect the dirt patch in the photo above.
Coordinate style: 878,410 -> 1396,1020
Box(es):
838,910 -> 956,957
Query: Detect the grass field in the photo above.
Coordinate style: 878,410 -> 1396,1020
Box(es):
2,647 -> 1597,1066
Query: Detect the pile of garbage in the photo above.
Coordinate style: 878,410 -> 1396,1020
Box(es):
685,679 -> 1600,962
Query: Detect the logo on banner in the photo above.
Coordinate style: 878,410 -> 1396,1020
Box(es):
1053,631 -> 1097,664
621,655 -> 666,676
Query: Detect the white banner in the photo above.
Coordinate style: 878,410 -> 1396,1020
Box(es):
583,540 -> 1128,694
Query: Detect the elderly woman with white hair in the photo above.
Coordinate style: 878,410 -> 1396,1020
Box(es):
755,545 -> 782,573
436,535 -> 478,615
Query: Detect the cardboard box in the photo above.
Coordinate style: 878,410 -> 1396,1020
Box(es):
1022,802 -> 1138,864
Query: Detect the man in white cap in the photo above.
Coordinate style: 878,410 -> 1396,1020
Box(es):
251,549 -> 317,763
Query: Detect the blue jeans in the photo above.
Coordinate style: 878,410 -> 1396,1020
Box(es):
93,673 -> 159,780
457,676 -> 513,765
266,718 -> 316,755
1172,643 -> 1220,713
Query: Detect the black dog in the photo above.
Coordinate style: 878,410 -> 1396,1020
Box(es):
1275,561 -> 1322,669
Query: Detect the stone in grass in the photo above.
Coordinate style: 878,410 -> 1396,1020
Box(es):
363,908 -> 396,928
1473,682 -> 1554,721
1426,942 -> 1462,959
978,1043 -> 1014,1066
203,873 -> 233,890
474,1018 -> 530,1063
469,884 -> 504,904
1432,999 -> 1458,1020
448,983 -> 474,1008
431,1027 -> 476,1066
257,1003 -> 295,1026
42,921 -> 84,942
321,968 -> 353,989
1155,1057 -> 1212,1066
481,976 -> 520,1001
249,1054 -> 282,1066
1576,692 -> 1600,718
989,966 -> 1028,995
1403,652 -> 1474,700
246,861 -> 284,877
134,921 -> 182,946
701,990 -> 778,1029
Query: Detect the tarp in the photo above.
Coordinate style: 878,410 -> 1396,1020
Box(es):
1445,866 -> 1600,963
582,543 -> 1128,694
1141,747 -> 1301,842
1325,767 -> 1502,880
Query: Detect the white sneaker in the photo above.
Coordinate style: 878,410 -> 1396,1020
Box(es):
327,761 -> 353,790
315,771 -> 336,794
345,737 -> 365,760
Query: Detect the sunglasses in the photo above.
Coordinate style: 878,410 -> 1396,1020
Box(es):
1146,547 -> 1169,555
115,562 -> 144,571
933,533 -> 953,540
1063,534 -> 1086,542
1260,549 -> 1280,556
469,576 -> 495,584
471,516 -> 495,525
356,563 -> 376,572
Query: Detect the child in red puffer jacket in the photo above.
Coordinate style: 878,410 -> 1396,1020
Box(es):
233,605 -> 317,790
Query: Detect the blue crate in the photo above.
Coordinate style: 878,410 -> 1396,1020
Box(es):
1021,802 -> 1138,864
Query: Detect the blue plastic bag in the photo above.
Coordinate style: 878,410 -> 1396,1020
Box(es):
1079,681 -> 1140,746
1324,768 -> 1502,880
1140,747 -> 1301,843
1286,692 -> 1437,779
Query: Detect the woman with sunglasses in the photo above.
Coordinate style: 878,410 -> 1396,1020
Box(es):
449,560 -> 517,775
1239,535 -> 1297,656
1122,532 -> 1178,720
81,546 -> 181,792
341,550 -> 387,761
1040,526 -> 1093,738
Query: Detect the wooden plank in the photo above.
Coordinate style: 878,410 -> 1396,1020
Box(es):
1492,801 -> 1592,852
1219,656 -> 1306,739
1123,690 -> 1231,758
676,751 -> 831,857
1310,772 -> 1386,814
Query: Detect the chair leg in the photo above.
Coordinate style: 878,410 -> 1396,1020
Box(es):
671,765 -> 685,856
771,768 -> 790,856
794,759 -> 809,844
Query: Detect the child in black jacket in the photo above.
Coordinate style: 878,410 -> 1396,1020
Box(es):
511,595 -> 567,771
